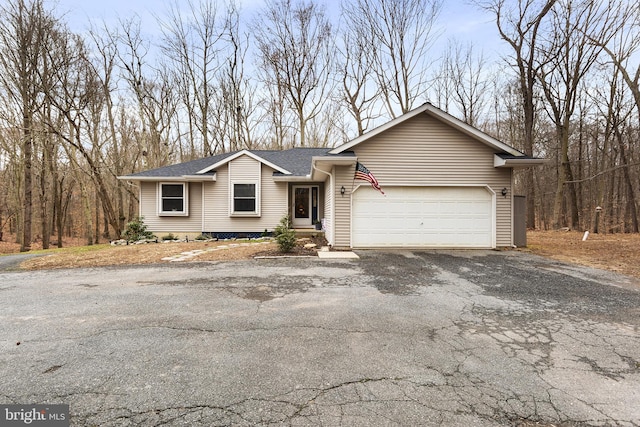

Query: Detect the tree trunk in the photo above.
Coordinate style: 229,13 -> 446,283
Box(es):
20,115 -> 32,252
40,146 -> 50,249
615,127 -> 639,232
55,178 -> 63,248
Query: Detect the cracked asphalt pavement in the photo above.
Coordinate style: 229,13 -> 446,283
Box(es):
1,250 -> 639,426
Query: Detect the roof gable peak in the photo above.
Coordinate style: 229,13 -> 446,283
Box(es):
330,103 -> 523,157
196,149 -> 291,175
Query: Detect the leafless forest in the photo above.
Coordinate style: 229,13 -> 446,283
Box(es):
0,0 -> 638,251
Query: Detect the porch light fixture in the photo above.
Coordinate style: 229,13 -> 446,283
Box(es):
501,187 -> 508,197
340,186 -> 346,197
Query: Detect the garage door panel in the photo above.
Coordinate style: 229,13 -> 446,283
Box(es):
352,186 -> 494,248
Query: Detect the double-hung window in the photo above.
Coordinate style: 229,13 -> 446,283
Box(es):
159,183 -> 188,215
232,183 -> 257,214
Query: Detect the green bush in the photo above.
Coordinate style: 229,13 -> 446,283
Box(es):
161,233 -> 176,241
274,215 -> 296,253
122,217 -> 155,242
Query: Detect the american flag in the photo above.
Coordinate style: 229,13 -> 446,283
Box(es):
354,162 -> 384,195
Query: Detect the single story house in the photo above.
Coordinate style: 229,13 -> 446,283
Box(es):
119,103 -> 545,249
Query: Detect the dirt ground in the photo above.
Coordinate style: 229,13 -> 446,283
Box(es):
0,235 -> 326,270
1,232 -> 639,279
525,230 -> 640,279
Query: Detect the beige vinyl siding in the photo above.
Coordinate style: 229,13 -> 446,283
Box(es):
229,154 -> 261,180
323,169 -> 334,245
203,158 -> 288,232
340,112 -> 513,247
260,164 -> 289,230
228,154 -> 261,216
139,181 -> 203,234
334,165 -> 354,249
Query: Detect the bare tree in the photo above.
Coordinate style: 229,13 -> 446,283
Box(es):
481,0 -> 556,230
589,2 -> 640,233
254,0 -> 334,147
337,1 -> 381,135
537,0 -> 615,229
590,3 -> 640,123
40,27 -> 127,239
343,0 -> 442,118
214,4 -> 258,151
0,0 -> 59,251
158,0 -> 222,156
438,39 -> 492,127
116,18 -> 176,168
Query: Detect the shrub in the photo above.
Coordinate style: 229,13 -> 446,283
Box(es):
161,233 -> 176,241
274,215 -> 296,253
122,217 -> 155,242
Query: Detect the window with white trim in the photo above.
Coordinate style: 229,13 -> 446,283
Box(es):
232,183 -> 257,214
159,183 -> 188,215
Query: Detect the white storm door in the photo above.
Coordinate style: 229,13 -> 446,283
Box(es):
292,186 -> 312,227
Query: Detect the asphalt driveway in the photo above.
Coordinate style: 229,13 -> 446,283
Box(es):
1,250 -> 639,426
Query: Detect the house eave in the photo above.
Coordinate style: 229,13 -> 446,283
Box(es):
272,175 -> 313,182
117,174 -> 217,182
311,156 -> 358,180
181,174 -> 217,181
494,155 -> 548,168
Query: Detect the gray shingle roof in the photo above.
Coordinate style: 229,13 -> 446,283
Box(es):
122,147 -> 344,179
122,152 -> 233,178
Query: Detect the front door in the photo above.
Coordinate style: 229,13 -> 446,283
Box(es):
292,185 -> 318,227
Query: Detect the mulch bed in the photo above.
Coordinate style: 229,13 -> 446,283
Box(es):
255,235 -> 328,257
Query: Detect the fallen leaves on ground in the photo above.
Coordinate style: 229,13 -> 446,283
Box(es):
525,230 -> 640,279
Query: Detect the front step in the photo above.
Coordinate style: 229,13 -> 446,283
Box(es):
294,229 -> 325,238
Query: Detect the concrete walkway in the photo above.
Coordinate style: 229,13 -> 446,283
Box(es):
317,250 -> 359,259
161,241 -> 360,262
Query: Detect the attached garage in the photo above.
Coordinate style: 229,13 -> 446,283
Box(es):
351,186 -> 495,248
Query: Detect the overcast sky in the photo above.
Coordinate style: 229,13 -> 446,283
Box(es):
54,0 -> 505,61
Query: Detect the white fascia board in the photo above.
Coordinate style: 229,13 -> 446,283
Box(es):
181,174 -> 217,181
196,150 -> 291,175
117,174 -> 217,182
494,155 -> 549,168
312,156 -> 358,166
272,175 -> 313,182
118,176 -> 184,182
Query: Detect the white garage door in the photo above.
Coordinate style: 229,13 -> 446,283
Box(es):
352,186 -> 494,248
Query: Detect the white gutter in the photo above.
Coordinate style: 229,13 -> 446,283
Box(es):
117,174 -> 217,182
272,175 -> 313,182
494,155 -> 548,168
311,162 -> 335,247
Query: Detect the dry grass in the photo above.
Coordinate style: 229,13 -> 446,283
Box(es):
6,239 -> 278,270
525,230 -> 640,279
0,236 -> 88,254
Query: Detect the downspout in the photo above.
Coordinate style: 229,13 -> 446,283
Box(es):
311,161 -> 333,247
